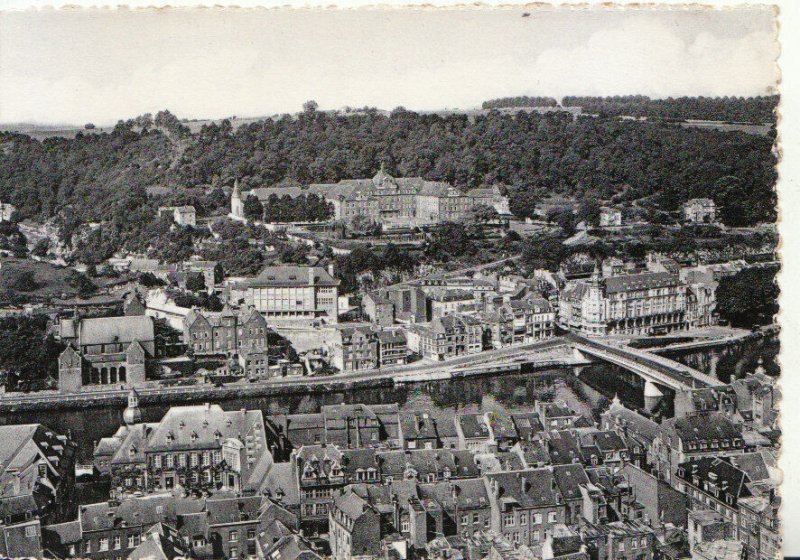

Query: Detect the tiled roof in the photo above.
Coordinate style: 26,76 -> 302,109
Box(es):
77,315 -> 154,346
603,272 -> 678,294
248,266 -> 338,287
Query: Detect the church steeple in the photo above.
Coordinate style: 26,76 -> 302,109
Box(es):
122,388 -> 142,426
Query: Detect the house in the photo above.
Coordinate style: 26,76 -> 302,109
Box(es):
95,400 -> 274,499
158,205 -> 197,227
362,291 -> 395,326
485,469 -> 567,547
456,414 -> 492,451
0,424 -> 77,529
682,199 -> 716,224
599,208 -> 622,228
57,315 -> 155,392
651,413 -> 745,485
329,326 -> 379,371
413,315 -> 483,361
183,306 -> 269,376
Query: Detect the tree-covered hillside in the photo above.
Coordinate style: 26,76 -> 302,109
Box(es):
0,101 -> 778,252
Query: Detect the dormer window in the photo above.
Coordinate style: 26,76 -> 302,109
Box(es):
191,432 -> 199,442
179,421 -> 186,430
214,430 -> 223,440
202,420 -> 209,429
166,432 -> 174,444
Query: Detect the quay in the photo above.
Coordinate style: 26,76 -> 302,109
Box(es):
0,329 -> 764,413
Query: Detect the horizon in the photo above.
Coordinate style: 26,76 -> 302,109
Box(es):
0,92 -> 781,129
0,7 -> 779,126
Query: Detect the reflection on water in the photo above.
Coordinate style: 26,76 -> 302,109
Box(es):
0,333 -> 779,466
665,334 -> 779,383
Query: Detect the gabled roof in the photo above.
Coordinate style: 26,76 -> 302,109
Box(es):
77,315 -> 154,346
249,266 -> 338,287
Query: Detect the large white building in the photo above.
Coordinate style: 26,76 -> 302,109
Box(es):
244,265 -> 340,323
559,265 -> 716,337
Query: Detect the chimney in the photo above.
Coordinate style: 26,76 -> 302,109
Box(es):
328,263 -> 335,278
308,268 -> 316,286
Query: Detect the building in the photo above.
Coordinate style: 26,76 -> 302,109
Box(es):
682,199 -> 716,224
362,291 -> 395,326
43,493 -> 298,560
158,205 -> 197,227
651,413 -> 745,485
245,265 -> 339,323
504,298 -> 556,343
95,399 -> 274,498
249,169 -> 509,228
599,208 -> 622,228
57,315 -> 155,392
429,289 -> 478,319
485,469 -> 567,547
327,326 -> 407,372
579,520 -> 655,560
559,266 -> 713,337
0,424 -> 76,528
231,179 -> 245,220
183,305 -> 269,376
409,315 -> 483,361
271,403 -> 401,452
0,201 -> 16,222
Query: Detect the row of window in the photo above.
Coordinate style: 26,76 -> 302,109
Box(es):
83,533 -> 141,554
502,511 -> 558,527
152,450 -> 221,469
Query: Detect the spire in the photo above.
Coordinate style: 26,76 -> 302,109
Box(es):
123,388 -> 142,426
232,178 -> 241,198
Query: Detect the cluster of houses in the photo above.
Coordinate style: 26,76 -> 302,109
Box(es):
5,348 -> 779,560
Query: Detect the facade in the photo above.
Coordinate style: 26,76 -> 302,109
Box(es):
95,401 -> 274,499
485,469 -> 567,547
410,315 -> 483,361
158,205 -> 197,227
57,315 -> 155,392
0,424 -> 77,528
559,266 -> 715,337
682,199 -> 717,224
183,305 -> 269,376
250,169 -> 509,227
599,208 -> 622,228
245,266 -> 339,323
328,326 -> 408,372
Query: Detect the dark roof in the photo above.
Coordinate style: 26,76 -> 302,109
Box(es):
604,272 -> 678,294
552,464 -> 591,500
676,457 -> 752,506
486,469 -> 562,509
459,415 -> 490,439
248,266 -> 338,287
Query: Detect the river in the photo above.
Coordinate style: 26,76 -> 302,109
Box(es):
0,333 -> 779,492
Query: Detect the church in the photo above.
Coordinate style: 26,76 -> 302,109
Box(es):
57,315 -> 155,393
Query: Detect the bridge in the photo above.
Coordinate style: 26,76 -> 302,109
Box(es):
565,333 -> 724,409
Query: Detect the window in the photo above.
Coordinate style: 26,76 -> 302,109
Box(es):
461,514 -> 469,525
532,530 -> 540,542
548,511 -> 557,523
166,454 -> 174,468
533,513 -> 542,525
247,530 -> 256,540
520,513 -> 528,525
113,536 -> 121,550
179,454 -> 187,467
84,541 -> 92,554
128,535 -> 136,548
503,514 -> 515,527
99,538 -> 109,552
619,541 -> 625,552
203,451 -> 211,466
401,520 -> 410,533
191,453 -> 198,467
25,525 -> 37,538
154,455 -> 162,469
230,547 -> 238,558
229,531 -> 239,542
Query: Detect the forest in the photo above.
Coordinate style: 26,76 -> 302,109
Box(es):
0,99 -> 778,263
560,95 -> 778,123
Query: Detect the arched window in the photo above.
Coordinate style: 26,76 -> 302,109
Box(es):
118,367 -> 126,382
109,367 -> 117,383
100,367 -> 108,384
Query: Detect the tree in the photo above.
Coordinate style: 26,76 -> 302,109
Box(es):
716,266 -> 779,327
32,238 -> 50,258
6,270 -> 38,292
185,272 -> 206,293
509,189 -> 539,220
521,235 -> 568,272
577,198 -> 602,228
302,100 -> 319,113
243,195 -> 264,221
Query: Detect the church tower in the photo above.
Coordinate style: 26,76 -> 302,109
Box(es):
58,346 -> 84,394
231,178 -> 244,220
122,388 -> 142,425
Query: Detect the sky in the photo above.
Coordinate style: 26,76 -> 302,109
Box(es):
0,5 -> 780,125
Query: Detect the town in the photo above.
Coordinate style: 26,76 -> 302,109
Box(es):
0,96 -> 780,560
